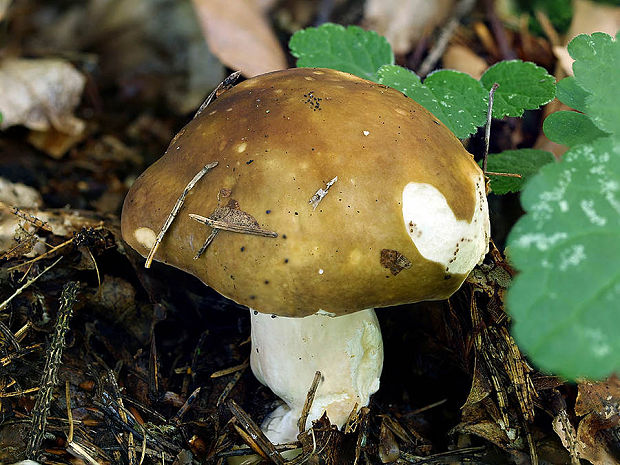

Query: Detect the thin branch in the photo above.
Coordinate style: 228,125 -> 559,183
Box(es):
418,0 -> 476,77
144,161 -> 218,268
193,228 -> 219,260
483,83 -> 500,174
1,256 -> 63,313
485,171 -> 522,178
227,399 -> 286,465
194,71 -> 242,118
298,371 -> 322,434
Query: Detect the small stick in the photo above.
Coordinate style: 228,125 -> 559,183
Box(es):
485,171 -> 522,178
27,281 -> 79,460
216,369 -> 244,407
194,71 -> 242,118
298,371 -> 322,434
193,229 -> 219,260
210,360 -> 249,378
10,206 -> 53,232
7,238 -> 71,272
418,0 -> 476,76
483,83 -> 500,174
66,380 -> 74,443
0,256 -> 63,312
0,320 -> 20,352
144,161 -> 218,268
227,399 -> 286,465
189,214 -> 278,237
170,387 -> 201,425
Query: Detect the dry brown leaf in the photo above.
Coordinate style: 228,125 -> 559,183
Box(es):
553,0 -> 620,75
576,414 -> 620,465
363,0 -> 455,55
0,0 -> 10,22
575,377 -> 620,419
442,44 -> 488,79
572,378 -> 620,465
191,0 -> 287,77
0,58 -> 86,135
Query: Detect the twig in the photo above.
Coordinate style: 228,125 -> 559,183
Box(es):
7,238 -> 72,272
193,228 -> 219,260
194,71 -> 241,118
484,0 -> 517,60
170,387 -> 201,425
298,371 -> 322,434
485,171 -> 522,178
210,360 -> 249,378
0,256 -> 63,313
227,399 -> 286,465
26,281 -> 79,460
189,214 -> 278,237
108,371 -> 136,465
66,380 -> 74,443
0,319 -> 21,351
483,83 -> 500,174
144,161 -> 218,268
418,0 -> 476,77
216,369 -> 245,407
10,206 -> 52,232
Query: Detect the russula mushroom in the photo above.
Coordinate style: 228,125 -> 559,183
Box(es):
121,67 -> 490,443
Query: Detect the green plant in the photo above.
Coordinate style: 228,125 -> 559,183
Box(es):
289,24 -> 620,380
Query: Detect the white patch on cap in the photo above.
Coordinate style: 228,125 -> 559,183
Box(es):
134,227 -> 157,250
401,173 -> 489,275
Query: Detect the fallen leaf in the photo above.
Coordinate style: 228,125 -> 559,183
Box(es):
0,0 -> 10,22
363,0 -> 455,55
0,58 -> 86,135
442,44 -> 488,79
191,0 -> 287,77
574,378 -> 620,465
553,0 -> 620,75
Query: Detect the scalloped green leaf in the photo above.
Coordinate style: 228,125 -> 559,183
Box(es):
289,23 -> 394,82
555,76 -> 589,112
543,111 -> 609,146
377,65 -> 487,138
568,32 -> 620,135
482,149 -> 555,194
506,137 -> 620,379
480,60 -> 556,119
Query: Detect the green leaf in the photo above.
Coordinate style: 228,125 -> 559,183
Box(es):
289,23 -> 394,82
506,137 -> 620,379
555,76 -> 589,112
543,111 -> 609,146
482,149 -> 555,194
377,65 -> 487,138
480,60 -> 556,119
568,32 -> 620,135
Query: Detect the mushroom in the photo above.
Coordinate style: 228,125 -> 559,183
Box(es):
121,67 -> 490,444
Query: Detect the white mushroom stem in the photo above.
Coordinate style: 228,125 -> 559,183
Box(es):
250,308 -> 384,444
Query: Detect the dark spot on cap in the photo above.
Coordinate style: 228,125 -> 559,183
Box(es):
246,159 -> 254,164
240,246 -> 245,252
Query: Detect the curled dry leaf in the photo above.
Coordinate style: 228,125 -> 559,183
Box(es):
0,58 -> 86,135
363,0 -> 455,54
191,0 -> 287,77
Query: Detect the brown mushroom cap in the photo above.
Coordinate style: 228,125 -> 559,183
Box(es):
121,68 -> 486,317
